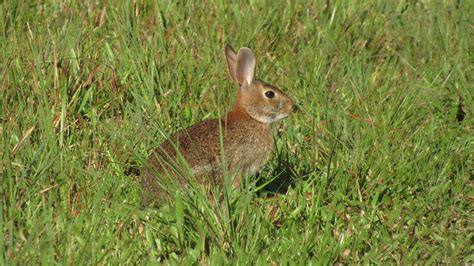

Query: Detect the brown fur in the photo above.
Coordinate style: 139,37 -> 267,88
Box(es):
140,45 -> 294,206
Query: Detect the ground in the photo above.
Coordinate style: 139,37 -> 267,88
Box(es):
1,0 -> 473,264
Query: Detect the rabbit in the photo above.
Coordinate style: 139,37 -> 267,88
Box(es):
140,44 -> 295,206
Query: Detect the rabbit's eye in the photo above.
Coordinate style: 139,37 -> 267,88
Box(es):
265,90 -> 275,99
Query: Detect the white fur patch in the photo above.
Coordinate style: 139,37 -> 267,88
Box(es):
253,113 -> 289,123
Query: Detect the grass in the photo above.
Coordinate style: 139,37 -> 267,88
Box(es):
1,0 -> 473,264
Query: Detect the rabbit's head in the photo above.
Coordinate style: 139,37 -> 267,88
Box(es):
225,45 -> 294,123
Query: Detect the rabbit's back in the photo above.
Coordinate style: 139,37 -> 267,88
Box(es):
140,116 -> 273,205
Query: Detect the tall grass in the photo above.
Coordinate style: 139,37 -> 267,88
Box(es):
1,0 -> 473,264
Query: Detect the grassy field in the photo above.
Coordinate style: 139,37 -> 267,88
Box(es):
1,0 -> 473,264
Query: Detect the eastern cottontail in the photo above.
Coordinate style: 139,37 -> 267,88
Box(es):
140,44 -> 295,206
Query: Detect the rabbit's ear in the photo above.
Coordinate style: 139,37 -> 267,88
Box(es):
225,44 -> 238,84
236,48 -> 256,86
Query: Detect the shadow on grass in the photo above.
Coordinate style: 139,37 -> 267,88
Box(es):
257,158 -> 299,196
